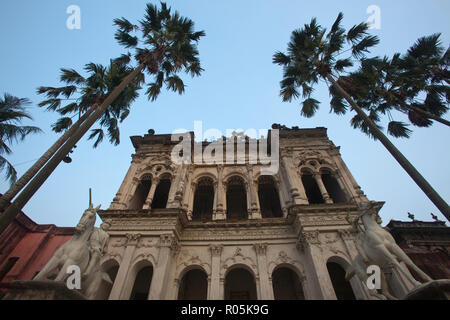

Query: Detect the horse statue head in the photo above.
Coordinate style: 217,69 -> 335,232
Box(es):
76,203 -> 100,234
358,201 -> 383,224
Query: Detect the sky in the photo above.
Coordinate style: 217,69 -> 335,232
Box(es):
0,0 -> 449,227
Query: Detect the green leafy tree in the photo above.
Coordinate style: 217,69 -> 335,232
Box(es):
273,13 -> 450,220
0,2 -> 205,233
0,94 -> 41,185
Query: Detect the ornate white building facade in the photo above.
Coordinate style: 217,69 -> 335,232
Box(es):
97,126 -> 415,300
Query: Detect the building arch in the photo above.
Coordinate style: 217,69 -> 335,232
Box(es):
319,167 -> 348,203
224,264 -> 258,300
124,259 -> 154,300
192,172 -> 218,186
257,175 -> 283,218
176,266 -> 209,300
128,175 -> 153,209
271,265 -> 306,300
151,173 -> 172,209
326,256 -> 357,300
192,177 -> 215,221
225,175 -> 248,220
299,168 -> 324,204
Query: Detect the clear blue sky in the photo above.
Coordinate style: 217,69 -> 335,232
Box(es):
0,0 -> 449,227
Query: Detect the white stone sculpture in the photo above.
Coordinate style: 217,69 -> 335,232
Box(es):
34,204 -> 100,282
345,215 -> 397,300
83,221 -> 112,299
348,201 -> 433,293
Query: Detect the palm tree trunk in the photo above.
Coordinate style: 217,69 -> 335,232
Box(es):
0,63 -> 146,234
327,73 -> 450,222
0,106 -> 97,212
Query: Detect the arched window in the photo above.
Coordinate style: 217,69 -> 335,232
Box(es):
226,176 -> 248,220
272,267 -> 305,300
258,176 -> 283,218
225,268 -> 257,300
301,170 -> 324,204
321,170 -> 347,203
326,262 -> 356,300
151,174 -> 171,209
130,266 -> 153,300
128,175 -> 152,209
177,269 -> 208,300
192,177 -> 215,221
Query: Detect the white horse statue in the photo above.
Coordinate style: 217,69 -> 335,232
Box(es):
348,201 -> 432,294
33,204 -> 100,282
345,215 -> 397,300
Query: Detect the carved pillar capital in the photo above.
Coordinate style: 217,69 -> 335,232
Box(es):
125,233 -> 141,246
253,243 -> 267,255
210,245 -> 223,257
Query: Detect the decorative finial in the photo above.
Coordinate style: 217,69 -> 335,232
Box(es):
407,212 -> 415,221
430,213 -> 440,222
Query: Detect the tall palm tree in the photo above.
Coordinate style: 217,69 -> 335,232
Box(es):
0,94 -> 41,185
273,13 -> 450,221
0,59 -> 143,212
0,2 -> 204,233
39,59 -> 143,148
333,34 -> 449,139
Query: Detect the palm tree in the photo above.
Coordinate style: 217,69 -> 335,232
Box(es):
0,59 -> 143,212
39,59 -> 143,148
273,13 -> 450,221
333,34 -> 449,139
0,94 -> 41,185
0,2 -> 204,233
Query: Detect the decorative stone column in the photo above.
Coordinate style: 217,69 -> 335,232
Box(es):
110,156 -> 143,209
142,177 -> 159,209
186,182 -> 195,220
209,245 -> 223,300
247,164 -> 261,219
148,234 -> 178,300
254,243 -> 273,299
167,163 -> 187,208
108,234 -> 141,300
280,153 -> 308,205
214,165 -> 226,220
313,173 -> 333,204
297,231 -> 336,300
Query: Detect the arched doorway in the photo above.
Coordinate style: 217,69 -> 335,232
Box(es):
192,177 -> 215,221
272,267 -> 305,300
178,269 -> 208,300
130,265 -> 153,300
326,262 -> 356,300
226,176 -> 248,220
224,268 -> 257,300
257,176 -> 283,218
151,175 -> 171,209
